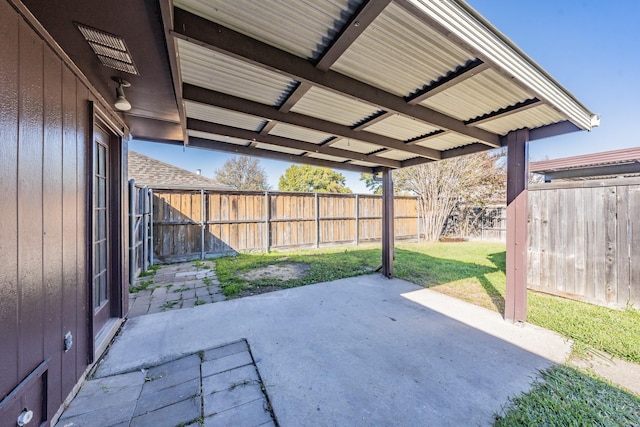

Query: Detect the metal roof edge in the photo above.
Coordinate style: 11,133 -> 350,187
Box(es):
406,0 -> 597,131
530,146 -> 640,173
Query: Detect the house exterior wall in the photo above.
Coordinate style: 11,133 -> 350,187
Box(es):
0,0 -> 128,424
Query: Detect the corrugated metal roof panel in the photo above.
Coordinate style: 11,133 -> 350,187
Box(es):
178,39 -> 295,106
365,114 -> 440,141
331,2 -> 475,97
187,130 -> 249,146
254,143 -> 305,156
376,150 -> 416,161
421,69 -> 534,121
290,87 -> 381,126
414,133 -> 476,151
330,138 -> 380,154
408,0 -> 595,130
268,123 -> 332,145
349,160 -> 378,167
477,104 -> 565,135
175,0 -> 362,60
307,153 -> 349,162
184,101 -> 266,131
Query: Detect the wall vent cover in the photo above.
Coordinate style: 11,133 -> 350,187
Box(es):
75,22 -> 139,75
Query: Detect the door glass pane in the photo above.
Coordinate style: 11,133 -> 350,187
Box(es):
98,178 -> 106,207
93,139 -> 109,311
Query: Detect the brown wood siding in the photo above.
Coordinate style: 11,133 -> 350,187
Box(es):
0,1 -> 126,423
0,0 -> 20,400
528,179 -> 640,308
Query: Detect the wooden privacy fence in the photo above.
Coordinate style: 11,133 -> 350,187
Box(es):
145,188 -> 422,262
528,177 -> 640,308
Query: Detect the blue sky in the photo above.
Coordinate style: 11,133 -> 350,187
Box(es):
130,0 -> 638,193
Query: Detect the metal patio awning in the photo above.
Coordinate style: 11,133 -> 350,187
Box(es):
157,0 -> 598,172
19,0 -> 598,321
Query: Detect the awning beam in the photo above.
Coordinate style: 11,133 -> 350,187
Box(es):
188,136 -> 372,173
187,118 -> 402,168
182,84 -> 442,160
406,59 -> 490,105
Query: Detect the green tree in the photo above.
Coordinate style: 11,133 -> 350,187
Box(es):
278,165 -> 351,193
360,173 -> 383,195
214,156 -> 270,191
394,150 -> 506,240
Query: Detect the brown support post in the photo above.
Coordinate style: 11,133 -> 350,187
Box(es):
505,129 -> 529,322
381,168 -> 394,278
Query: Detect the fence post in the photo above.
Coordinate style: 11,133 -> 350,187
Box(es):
128,179 -> 135,287
315,193 -> 320,248
149,189 -> 154,266
355,194 -> 360,246
200,189 -> 205,260
416,196 -> 420,243
264,191 -> 270,253
142,186 -> 149,271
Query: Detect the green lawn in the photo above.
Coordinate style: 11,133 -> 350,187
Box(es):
494,365 -> 639,426
215,245 -> 380,297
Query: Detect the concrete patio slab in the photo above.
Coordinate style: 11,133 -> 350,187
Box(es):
94,274 -> 571,426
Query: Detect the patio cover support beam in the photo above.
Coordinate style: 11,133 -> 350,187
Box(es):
352,111 -> 394,131
441,143 -> 492,159
279,0 -> 391,112
465,98 -> 541,126
187,118 -> 401,168
172,8 -> 501,148
183,84 -> 442,160
505,128 -> 529,322
381,168 -> 394,278
316,0 -> 392,71
279,82 -> 312,113
187,136 -> 371,173
406,59 -> 490,105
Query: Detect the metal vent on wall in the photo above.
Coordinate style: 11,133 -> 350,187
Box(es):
76,23 -> 139,75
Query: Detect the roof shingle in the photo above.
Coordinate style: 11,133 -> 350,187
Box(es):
128,150 -> 230,189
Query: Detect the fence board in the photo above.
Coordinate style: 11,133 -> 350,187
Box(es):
629,186 -> 640,306
528,180 -> 640,309
143,189 -> 420,260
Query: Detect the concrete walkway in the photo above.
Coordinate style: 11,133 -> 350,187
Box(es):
75,274 -> 573,426
128,260 -> 226,317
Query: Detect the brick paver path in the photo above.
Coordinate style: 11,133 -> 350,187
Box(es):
128,260 -> 226,318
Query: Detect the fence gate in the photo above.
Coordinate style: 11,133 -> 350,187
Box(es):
129,181 -> 152,285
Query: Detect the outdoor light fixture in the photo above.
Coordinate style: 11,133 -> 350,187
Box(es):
113,77 -> 132,111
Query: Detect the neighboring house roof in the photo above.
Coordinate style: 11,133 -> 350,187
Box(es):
530,147 -> 640,181
128,150 -> 230,189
